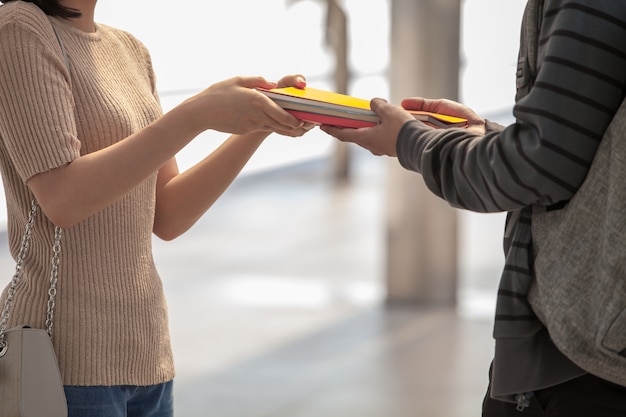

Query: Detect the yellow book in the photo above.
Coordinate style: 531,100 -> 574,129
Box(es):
264,87 -> 373,110
259,87 -> 468,129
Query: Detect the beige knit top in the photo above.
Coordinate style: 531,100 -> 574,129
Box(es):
0,2 -> 175,386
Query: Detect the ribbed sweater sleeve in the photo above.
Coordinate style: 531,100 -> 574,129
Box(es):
0,4 -> 79,181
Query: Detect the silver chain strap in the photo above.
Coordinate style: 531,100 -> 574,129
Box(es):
0,199 -> 63,351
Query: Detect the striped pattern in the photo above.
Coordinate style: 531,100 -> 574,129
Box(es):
397,0 -> 626,336
0,2 -> 173,386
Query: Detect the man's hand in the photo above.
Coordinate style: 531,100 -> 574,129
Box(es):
402,97 -> 486,135
320,98 -> 415,157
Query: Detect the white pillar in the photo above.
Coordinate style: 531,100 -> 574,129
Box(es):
386,0 -> 461,305
325,0 -> 351,183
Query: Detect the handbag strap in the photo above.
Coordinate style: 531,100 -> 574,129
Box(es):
0,201 -> 63,352
51,19 -> 70,72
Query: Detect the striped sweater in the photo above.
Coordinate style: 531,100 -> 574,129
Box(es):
397,0 -> 626,401
0,2 -> 174,386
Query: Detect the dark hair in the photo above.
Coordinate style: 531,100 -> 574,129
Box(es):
0,0 -> 81,18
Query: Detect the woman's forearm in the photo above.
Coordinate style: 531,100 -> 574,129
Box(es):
152,131 -> 269,240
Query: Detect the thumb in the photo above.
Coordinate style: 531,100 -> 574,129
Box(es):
369,97 -> 389,114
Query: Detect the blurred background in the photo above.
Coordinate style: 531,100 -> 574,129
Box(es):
0,0 -> 528,416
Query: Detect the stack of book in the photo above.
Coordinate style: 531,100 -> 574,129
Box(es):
258,86 -> 468,129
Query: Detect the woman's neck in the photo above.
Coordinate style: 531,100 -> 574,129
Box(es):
60,0 -> 97,33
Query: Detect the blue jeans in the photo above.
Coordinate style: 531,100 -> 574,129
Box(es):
64,381 -> 174,417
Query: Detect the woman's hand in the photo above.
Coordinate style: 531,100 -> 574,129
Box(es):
272,74 -> 316,137
181,75 -> 306,136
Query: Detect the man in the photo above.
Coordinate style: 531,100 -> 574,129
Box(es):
322,1 -> 626,415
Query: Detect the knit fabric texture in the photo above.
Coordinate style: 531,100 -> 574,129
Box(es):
0,1 -> 174,386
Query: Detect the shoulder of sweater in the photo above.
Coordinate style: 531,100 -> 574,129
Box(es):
0,1 -> 57,47
94,22 -> 128,39
0,1 -> 51,30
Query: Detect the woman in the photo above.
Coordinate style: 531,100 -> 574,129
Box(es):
0,0 -> 312,415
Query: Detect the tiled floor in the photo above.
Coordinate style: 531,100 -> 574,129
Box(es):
151,147 -> 502,417
0,145 -> 504,417
171,306 -> 494,417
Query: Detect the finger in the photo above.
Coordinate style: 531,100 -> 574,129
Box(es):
319,124 -> 344,138
274,127 -> 312,137
400,97 -> 427,111
291,122 -> 316,134
369,97 -> 388,114
239,76 -> 277,90
250,90 -> 304,130
372,98 -> 406,119
371,99 -> 415,125
277,74 -> 307,89
319,125 -> 362,143
301,121 -> 316,130
274,120 -> 317,137
265,106 -> 306,130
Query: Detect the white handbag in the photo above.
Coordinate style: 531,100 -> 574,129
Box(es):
0,200 -> 67,417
